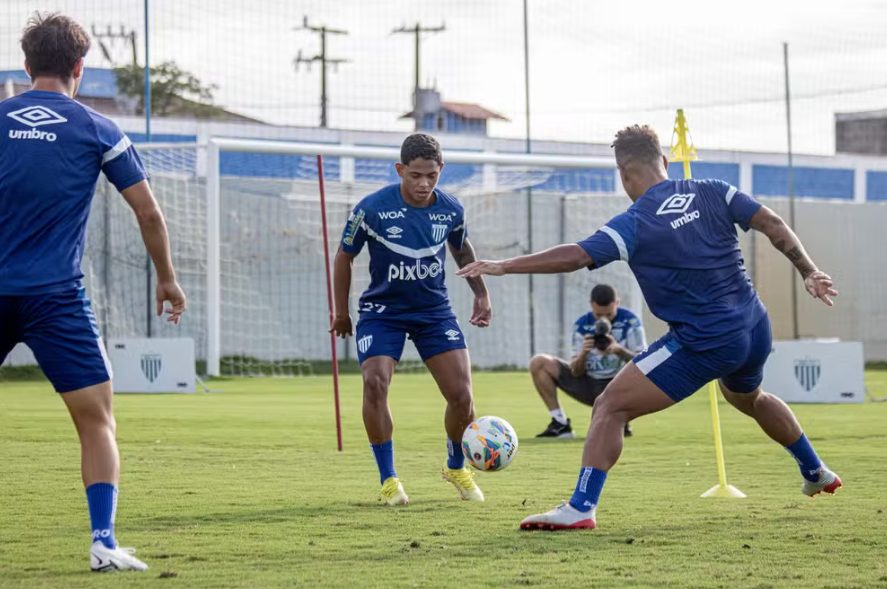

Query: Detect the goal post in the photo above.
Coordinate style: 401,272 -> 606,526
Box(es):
204,137 -> 637,377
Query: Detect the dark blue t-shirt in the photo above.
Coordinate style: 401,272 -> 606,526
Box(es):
0,90 -> 147,294
340,183 -> 467,318
577,178 -> 766,351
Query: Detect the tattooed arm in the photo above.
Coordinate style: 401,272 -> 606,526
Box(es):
749,205 -> 838,306
449,238 -> 492,327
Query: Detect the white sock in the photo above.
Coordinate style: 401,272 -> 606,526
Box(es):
549,408 -> 568,425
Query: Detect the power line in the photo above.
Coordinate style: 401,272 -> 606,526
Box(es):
91,23 -> 138,67
391,21 -> 445,127
294,15 -> 348,128
531,82 -> 887,116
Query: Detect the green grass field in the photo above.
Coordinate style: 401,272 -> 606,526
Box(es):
1,371 -> 886,588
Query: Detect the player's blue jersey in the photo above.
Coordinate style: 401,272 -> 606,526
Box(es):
0,90 -> 147,295
578,179 -> 766,351
571,307 -> 646,379
340,183 -> 467,317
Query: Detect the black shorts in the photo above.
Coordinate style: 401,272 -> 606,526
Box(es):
554,359 -> 612,406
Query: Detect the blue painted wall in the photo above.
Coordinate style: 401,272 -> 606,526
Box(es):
667,162 -> 740,186
866,171 -> 887,202
534,168 -> 616,193
130,133 -> 887,201
752,165 -> 854,199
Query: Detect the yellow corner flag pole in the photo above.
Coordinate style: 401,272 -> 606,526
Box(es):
669,108 -> 746,499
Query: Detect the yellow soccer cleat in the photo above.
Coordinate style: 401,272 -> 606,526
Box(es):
441,466 -> 485,502
380,476 -> 409,506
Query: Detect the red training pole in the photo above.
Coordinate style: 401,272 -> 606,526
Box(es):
317,154 -> 343,452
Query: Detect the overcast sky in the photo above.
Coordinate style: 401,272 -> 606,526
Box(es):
2,0 -> 886,155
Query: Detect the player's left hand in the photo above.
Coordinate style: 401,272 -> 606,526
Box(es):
804,270 -> 838,306
470,294 -> 492,327
156,280 -> 187,325
457,260 -> 505,278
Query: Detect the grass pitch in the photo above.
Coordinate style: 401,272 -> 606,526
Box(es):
1,370 -> 886,588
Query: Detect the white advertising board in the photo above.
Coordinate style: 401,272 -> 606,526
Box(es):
762,340 -> 864,403
108,338 -> 196,393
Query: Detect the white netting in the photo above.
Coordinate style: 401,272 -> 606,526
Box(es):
210,148 -> 636,374
84,144 -> 208,361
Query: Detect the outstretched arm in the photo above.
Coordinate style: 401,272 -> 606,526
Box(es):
120,180 -> 186,324
449,238 -> 491,327
456,244 -> 593,278
749,205 -> 838,306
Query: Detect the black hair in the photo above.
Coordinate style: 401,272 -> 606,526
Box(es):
400,133 -> 443,166
21,12 -> 90,80
591,284 -> 617,306
611,124 -> 663,168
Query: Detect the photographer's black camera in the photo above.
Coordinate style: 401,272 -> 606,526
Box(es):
592,317 -> 612,351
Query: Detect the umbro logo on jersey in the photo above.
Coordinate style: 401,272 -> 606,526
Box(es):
378,210 -> 405,219
358,335 -> 373,354
656,193 -> 695,215
7,105 -> 68,127
7,106 -> 66,142
444,329 -> 461,341
431,223 -> 448,242
669,210 -> 701,229
386,226 -> 403,239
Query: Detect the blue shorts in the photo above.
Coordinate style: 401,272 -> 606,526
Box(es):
0,287 -> 112,393
355,313 -> 467,364
633,315 -> 772,402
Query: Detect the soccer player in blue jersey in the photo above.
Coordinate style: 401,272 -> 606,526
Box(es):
331,133 -> 491,505
0,14 -> 186,568
459,124 -> 841,530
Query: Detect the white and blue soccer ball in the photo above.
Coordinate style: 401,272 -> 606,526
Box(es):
461,415 -> 519,472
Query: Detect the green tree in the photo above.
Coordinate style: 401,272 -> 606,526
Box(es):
115,61 -> 225,118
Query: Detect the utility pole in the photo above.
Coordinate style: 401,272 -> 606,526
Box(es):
294,16 -> 348,128
91,23 -> 138,67
783,41 -> 799,340
391,21 -> 445,116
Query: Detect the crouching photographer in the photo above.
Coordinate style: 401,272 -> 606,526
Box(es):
528,284 -> 646,439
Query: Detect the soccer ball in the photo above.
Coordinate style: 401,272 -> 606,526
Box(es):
461,416 -> 519,472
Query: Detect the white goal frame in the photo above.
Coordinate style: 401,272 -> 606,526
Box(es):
205,137 -> 621,376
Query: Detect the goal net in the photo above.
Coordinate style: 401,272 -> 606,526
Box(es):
83,140 -> 641,376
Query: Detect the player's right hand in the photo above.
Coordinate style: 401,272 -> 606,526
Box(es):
457,260 -> 505,277
330,314 -> 353,337
156,280 -> 186,325
581,335 -> 596,353
804,270 -> 838,306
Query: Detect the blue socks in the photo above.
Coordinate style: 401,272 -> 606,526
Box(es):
569,467 -> 607,513
371,440 -> 397,484
786,433 -> 823,482
447,438 -> 465,470
86,483 -> 117,548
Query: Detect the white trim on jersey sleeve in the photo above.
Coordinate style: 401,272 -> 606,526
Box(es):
362,222 -> 446,259
725,186 -> 737,206
600,225 -> 628,261
102,135 -> 133,164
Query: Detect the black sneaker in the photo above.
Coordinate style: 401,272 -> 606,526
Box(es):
624,423 -> 633,437
536,418 -> 575,439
